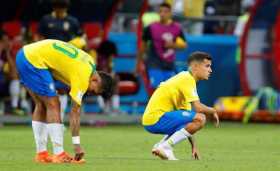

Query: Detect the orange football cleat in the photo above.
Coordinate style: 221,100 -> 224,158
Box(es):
71,158 -> 86,164
52,152 -> 74,163
34,151 -> 52,163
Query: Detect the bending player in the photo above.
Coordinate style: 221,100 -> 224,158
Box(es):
15,39 -> 114,163
142,51 -> 219,160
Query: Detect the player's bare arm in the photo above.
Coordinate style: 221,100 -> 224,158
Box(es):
192,100 -> 220,127
164,38 -> 187,49
187,136 -> 200,160
69,100 -> 84,160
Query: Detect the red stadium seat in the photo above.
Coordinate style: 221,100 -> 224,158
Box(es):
118,81 -> 138,95
82,22 -> 102,39
117,73 -> 139,95
2,21 -> 22,38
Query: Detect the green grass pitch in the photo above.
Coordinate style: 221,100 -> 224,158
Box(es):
0,122 -> 280,171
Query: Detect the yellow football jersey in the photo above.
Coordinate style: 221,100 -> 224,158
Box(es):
142,71 -> 199,125
23,39 -> 96,105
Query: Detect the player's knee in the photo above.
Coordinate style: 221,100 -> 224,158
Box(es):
194,113 -> 206,127
44,98 -> 60,110
35,102 -> 45,110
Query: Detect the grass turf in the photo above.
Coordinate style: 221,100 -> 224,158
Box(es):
0,122 -> 280,171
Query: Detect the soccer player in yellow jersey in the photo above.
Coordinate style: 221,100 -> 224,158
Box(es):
142,51 -> 219,160
15,39 -> 114,163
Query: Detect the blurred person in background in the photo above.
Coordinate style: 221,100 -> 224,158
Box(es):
234,0 -> 255,37
203,1 -> 219,34
234,0 -> 255,63
0,30 -> 29,115
38,0 -> 85,122
137,2 -> 187,91
142,1 -> 160,27
0,30 -> 10,114
183,0 -> 206,35
166,0 -> 205,35
38,0 -> 83,42
96,40 -> 124,115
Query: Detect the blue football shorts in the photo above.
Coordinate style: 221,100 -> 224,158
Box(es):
15,48 -> 57,97
144,110 -> 196,136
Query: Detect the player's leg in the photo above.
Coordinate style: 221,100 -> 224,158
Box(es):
36,89 -> 75,163
9,79 -> 20,112
152,135 -> 170,151
146,110 -> 203,160
144,111 -> 187,160
15,49 -> 51,162
58,94 -> 67,121
163,111 -> 206,147
40,95 -> 64,152
111,74 -> 123,114
185,113 -> 206,134
15,48 -> 74,163
20,87 -> 30,113
54,80 -> 69,123
25,88 -> 51,163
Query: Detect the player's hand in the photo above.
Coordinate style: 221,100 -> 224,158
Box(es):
164,41 -> 174,49
74,144 -> 85,161
164,41 -> 175,49
213,112 -> 220,128
192,147 -> 200,160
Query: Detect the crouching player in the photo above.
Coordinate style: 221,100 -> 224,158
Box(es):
15,39 -> 114,163
142,51 -> 219,160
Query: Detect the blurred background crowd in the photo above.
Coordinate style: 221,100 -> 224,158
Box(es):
1,0 -> 280,124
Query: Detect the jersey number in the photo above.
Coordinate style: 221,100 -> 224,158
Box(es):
52,42 -> 78,59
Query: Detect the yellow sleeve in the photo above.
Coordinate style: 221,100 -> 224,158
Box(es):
69,76 -> 88,106
182,82 -> 199,103
69,88 -> 84,106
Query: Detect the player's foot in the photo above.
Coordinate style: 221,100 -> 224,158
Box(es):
34,151 -> 52,163
71,158 -> 86,164
52,152 -> 86,164
152,142 -> 160,151
12,108 -> 25,116
52,152 -> 74,163
152,143 -> 178,160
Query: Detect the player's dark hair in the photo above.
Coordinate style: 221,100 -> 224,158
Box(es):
187,51 -> 212,65
98,71 -> 114,99
97,40 -> 118,58
159,2 -> 171,10
51,0 -> 70,8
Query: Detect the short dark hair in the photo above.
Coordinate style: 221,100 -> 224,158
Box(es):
187,51 -> 212,65
97,40 -> 117,57
159,2 -> 171,10
98,71 -> 114,99
51,0 -> 70,8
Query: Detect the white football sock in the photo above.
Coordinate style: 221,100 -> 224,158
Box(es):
20,88 -> 30,113
59,95 -> 68,122
153,135 -> 170,149
166,128 -> 191,146
159,135 -> 170,144
32,121 -> 48,153
47,123 -> 64,155
97,95 -> 105,110
9,80 -> 20,108
112,95 -> 120,110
